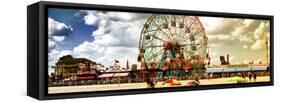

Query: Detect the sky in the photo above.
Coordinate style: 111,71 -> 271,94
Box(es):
48,8 -> 270,74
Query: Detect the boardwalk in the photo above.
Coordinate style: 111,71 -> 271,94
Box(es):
49,76 -> 270,94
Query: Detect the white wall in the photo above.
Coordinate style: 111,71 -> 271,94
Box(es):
0,0 -> 279,101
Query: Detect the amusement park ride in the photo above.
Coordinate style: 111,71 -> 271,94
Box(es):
138,15 -> 209,79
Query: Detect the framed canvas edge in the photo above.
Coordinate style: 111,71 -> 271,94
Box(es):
33,1 -> 274,100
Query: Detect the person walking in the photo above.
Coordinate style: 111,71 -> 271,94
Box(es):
146,78 -> 155,88
248,72 -> 252,82
253,73 -> 257,82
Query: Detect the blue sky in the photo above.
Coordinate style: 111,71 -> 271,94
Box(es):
48,8 -> 97,51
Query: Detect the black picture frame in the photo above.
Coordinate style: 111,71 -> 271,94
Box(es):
27,1 -> 274,100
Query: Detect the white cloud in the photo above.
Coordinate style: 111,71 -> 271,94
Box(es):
201,17 -> 269,53
92,27 -> 106,36
254,22 -> 269,40
48,18 -> 73,36
243,60 -> 249,64
203,17 -> 264,36
249,21 -> 270,50
196,17 -> 270,66
107,12 -> 133,21
229,56 -> 236,64
208,34 -> 234,40
82,11 -> 146,47
238,34 -> 254,42
243,45 -> 248,49
96,47 -> 139,67
244,19 -> 255,27
251,40 -> 264,50
48,39 -> 56,49
204,18 -> 242,35
73,41 -> 99,53
48,49 -> 72,74
52,36 -> 65,42
48,50 -> 72,63
70,11 -> 148,67
84,12 -> 105,26
48,18 -> 73,50
199,17 -> 221,33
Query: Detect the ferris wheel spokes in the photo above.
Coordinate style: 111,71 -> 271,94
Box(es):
150,18 -> 174,42
139,14 -> 208,72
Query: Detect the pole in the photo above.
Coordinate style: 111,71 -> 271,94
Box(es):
265,35 -> 269,66
118,70 -> 120,87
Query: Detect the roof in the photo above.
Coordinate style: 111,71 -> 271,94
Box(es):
113,73 -> 129,77
206,68 -> 223,73
251,66 -> 267,71
206,66 -> 267,73
97,72 -> 130,78
98,73 -> 114,78
76,76 -> 96,80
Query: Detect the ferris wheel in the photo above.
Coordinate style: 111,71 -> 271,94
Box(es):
138,14 -> 208,72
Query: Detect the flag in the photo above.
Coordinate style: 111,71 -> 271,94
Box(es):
126,60 -> 130,70
115,60 -> 119,63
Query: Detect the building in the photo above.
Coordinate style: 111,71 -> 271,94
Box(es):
51,55 -> 101,81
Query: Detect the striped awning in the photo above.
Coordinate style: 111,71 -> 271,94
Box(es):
113,73 -> 129,77
206,66 -> 267,73
98,73 -> 114,78
206,68 -> 223,73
